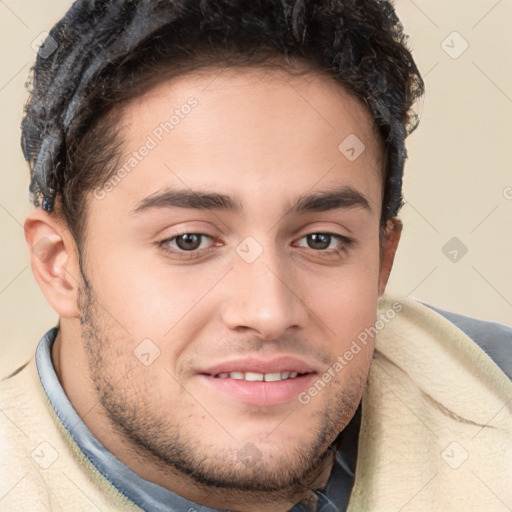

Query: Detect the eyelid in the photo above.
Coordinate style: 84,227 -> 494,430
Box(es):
294,228 -> 353,242
289,219 -> 353,239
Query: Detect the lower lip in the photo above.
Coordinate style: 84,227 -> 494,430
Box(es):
199,374 -> 317,406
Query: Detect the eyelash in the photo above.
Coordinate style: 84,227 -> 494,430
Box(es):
294,232 -> 353,253
158,232 -> 353,259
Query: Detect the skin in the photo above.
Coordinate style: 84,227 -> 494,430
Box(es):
25,66 -> 402,511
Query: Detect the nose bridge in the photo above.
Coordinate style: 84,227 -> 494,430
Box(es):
221,238 -> 308,338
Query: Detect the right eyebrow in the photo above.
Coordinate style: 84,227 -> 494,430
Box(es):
131,189 -> 242,215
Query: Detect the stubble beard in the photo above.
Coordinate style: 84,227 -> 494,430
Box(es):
77,273 -> 368,498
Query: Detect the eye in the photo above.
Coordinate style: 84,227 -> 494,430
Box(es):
295,233 -> 352,251
160,233 -> 215,254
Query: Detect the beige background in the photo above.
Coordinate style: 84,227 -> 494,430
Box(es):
1,0 -> 511,378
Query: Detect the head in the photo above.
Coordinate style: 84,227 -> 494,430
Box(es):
23,0 -> 422,508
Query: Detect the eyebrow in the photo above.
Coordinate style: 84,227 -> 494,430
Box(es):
132,189 -> 242,214
291,186 -> 370,214
131,185 -> 371,216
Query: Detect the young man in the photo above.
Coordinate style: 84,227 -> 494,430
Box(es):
1,1 -> 511,511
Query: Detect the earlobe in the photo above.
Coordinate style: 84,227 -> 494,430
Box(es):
24,209 -> 80,318
378,217 -> 403,297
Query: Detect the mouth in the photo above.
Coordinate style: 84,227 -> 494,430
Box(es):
199,357 -> 318,406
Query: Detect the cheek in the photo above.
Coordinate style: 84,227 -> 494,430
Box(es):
85,245 -> 226,346
308,286 -> 378,378
304,250 -> 381,344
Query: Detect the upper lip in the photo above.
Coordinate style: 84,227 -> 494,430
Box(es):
200,356 -> 317,376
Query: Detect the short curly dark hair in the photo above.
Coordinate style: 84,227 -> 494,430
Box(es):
21,0 -> 423,246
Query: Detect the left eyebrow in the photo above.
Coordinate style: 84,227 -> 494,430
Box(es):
290,185 -> 371,214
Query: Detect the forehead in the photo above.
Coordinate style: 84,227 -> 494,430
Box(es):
92,66 -> 384,218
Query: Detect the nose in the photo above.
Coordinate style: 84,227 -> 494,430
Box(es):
220,245 -> 309,340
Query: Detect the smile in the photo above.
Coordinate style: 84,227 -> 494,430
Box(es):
213,371 -> 301,381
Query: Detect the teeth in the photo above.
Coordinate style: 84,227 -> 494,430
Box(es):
245,372 -> 264,382
215,371 -> 302,381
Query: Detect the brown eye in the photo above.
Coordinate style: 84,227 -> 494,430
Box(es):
174,233 -> 204,251
158,232 -> 219,260
306,233 -> 332,250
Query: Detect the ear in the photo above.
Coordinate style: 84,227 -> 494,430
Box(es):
378,217 -> 402,296
24,208 -> 81,318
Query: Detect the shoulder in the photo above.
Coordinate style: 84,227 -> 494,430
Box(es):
0,339 -> 142,511
420,302 -> 512,380
0,360 -> 52,509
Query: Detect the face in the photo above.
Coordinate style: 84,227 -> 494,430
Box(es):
74,66 -> 388,495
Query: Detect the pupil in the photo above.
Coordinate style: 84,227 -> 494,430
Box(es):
177,234 -> 201,251
308,233 -> 330,250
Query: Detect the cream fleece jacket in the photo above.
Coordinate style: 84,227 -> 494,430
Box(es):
1,295 -> 511,511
